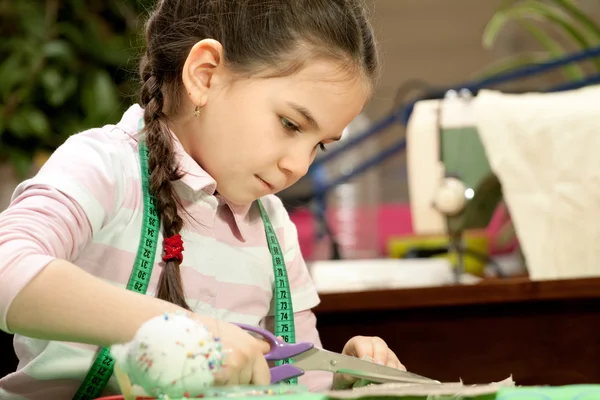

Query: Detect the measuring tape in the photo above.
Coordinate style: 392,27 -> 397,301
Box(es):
73,120 -> 295,399
257,200 -> 297,384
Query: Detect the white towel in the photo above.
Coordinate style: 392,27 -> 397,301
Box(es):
473,85 -> 600,280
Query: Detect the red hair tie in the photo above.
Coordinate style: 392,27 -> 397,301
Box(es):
163,234 -> 184,263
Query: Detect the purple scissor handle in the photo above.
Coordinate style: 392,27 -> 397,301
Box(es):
235,323 -> 314,383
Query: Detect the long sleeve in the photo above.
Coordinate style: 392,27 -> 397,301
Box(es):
0,130 -> 124,332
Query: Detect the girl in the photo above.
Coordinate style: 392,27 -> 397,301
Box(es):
0,0 -> 404,399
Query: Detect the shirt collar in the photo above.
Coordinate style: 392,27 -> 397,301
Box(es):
219,198 -> 254,240
117,104 -> 254,240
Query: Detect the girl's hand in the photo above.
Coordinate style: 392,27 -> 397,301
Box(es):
332,335 -> 405,389
196,318 -> 272,386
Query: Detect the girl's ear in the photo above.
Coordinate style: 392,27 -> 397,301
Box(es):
181,39 -> 225,108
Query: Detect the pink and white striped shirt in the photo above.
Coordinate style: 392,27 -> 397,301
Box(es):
0,105 -> 331,399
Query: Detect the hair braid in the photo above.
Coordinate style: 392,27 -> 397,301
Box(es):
139,55 -> 191,310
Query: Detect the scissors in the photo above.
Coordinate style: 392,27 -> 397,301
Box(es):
235,323 -> 439,385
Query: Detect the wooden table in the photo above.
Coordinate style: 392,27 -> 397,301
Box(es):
313,277 -> 600,386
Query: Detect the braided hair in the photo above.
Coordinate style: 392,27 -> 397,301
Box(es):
139,53 -> 189,309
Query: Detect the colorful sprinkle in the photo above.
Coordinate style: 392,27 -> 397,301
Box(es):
112,313 -> 224,398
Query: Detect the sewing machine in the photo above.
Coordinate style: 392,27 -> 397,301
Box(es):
406,90 -> 503,278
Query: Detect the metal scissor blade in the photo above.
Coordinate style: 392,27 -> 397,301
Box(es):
292,348 -> 439,385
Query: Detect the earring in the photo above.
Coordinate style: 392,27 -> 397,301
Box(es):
193,106 -> 201,117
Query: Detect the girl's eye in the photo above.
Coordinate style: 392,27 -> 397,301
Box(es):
281,117 -> 300,132
280,116 -> 326,152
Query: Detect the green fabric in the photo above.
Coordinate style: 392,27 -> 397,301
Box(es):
197,395 -> 326,400
246,387 -> 600,400
169,384 -> 600,400
496,384 -> 600,399
196,393 -> 495,400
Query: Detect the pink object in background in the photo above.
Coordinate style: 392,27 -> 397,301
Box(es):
289,202 -> 517,260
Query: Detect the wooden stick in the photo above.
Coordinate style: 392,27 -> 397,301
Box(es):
114,364 -> 135,400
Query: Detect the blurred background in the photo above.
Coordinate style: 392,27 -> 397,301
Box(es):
2,0 -> 600,388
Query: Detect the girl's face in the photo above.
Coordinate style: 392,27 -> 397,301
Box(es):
176,43 -> 370,205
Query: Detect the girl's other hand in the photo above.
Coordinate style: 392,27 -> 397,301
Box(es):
332,335 -> 405,389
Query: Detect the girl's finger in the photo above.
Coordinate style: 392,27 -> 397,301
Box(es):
250,354 -> 271,385
370,336 -> 389,365
386,350 -> 406,371
346,336 -> 372,359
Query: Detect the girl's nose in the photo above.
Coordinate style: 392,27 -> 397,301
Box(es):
278,150 -> 312,180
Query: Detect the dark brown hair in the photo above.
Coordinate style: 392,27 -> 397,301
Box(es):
139,0 -> 379,310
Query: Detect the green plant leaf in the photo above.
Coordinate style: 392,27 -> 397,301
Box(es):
0,105 -> 5,134
518,1 -> 590,46
483,1 -> 588,49
9,150 -> 33,179
473,51 -> 552,79
41,67 -> 78,107
519,19 -> 585,80
13,1 -> 45,40
56,22 -> 87,55
40,68 -> 62,91
7,107 -> 51,140
0,52 -> 26,99
483,1 -> 587,80
59,14 -> 133,67
483,0 -> 522,49
43,40 -> 76,64
506,0 -> 600,71
58,116 -> 87,143
549,0 -> 600,42
1,0 -> 145,158
81,69 -> 121,125
68,0 -> 88,17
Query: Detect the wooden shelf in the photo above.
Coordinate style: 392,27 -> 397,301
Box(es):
315,276 -> 600,313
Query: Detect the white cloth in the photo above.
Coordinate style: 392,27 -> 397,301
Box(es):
473,85 -> 600,280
